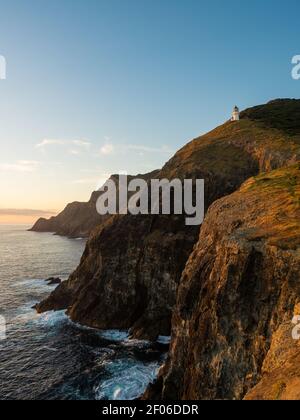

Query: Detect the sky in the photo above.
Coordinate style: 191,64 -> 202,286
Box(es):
0,0 -> 299,223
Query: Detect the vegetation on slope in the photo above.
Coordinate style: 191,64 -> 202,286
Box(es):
241,163 -> 300,249
241,98 -> 300,136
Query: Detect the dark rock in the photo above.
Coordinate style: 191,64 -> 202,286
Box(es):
35,280 -> 72,313
46,277 -> 62,285
29,190 -> 105,238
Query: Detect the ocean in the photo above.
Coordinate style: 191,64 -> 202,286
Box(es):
0,225 -> 166,400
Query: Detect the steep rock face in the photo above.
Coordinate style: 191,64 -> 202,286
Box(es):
30,172 -> 158,238
30,190 -> 105,238
37,100 -> 300,341
37,214 -> 197,340
244,306 -> 300,400
146,164 -> 300,399
36,142 -> 258,339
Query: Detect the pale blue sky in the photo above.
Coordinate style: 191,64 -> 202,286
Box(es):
0,0 -> 299,221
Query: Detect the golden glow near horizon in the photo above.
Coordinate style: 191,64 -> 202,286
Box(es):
0,214 -> 52,225
0,138 -> 168,226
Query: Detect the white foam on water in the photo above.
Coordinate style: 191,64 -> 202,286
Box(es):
98,331 -> 151,348
99,330 -> 129,342
39,345 -> 59,352
11,310 -> 39,325
10,308 -> 69,339
6,271 -> 166,401
121,338 -> 150,349
157,335 -> 171,345
13,278 -> 58,292
94,347 -> 116,361
36,310 -> 69,328
94,358 -> 160,401
9,300 -> 41,325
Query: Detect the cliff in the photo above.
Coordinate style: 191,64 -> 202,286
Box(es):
30,172 -> 158,238
36,99 -> 300,343
144,164 -> 300,400
244,307 -> 300,400
29,190 -> 105,238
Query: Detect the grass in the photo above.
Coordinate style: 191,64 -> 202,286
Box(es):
241,164 -> 300,250
162,100 -> 300,181
241,99 -> 300,137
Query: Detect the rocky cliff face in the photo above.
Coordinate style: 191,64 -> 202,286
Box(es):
30,172 -> 158,238
30,190 -> 105,238
37,99 -> 300,344
37,213 -> 198,340
144,164 -> 300,400
244,305 -> 300,400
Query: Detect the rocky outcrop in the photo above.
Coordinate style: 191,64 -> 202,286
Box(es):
37,99 -> 300,342
144,164 -> 300,400
30,172 -> 159,238
46,277 -> 62,285
29,190 -> 105,238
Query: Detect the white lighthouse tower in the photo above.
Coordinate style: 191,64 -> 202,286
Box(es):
231,106 -> 240,121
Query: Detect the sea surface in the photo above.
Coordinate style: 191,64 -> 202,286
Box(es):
0,225 -> 166,400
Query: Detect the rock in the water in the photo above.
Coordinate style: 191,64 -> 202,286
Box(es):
46,277 -> 62,285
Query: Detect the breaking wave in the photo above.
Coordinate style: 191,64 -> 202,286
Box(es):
0,226 -> 166,400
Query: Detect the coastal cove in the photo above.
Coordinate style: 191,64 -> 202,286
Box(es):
0,225 -> 166,400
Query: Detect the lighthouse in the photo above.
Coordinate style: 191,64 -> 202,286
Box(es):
231,106 -> 240,121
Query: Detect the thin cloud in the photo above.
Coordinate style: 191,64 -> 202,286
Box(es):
69,149 -> 80,156
36,139 -> 91,150
98,143 -> 172,156
80,169 -> 111,178
126,145 -> 173,154
72,140 -> 91,148
72,176 -> 107,184
0,208 -> 56,216
100,144 -> 114,155
72,177 -> 100,184
72,173 -> 111,190
0,160 -> 40,172
35,139 -> 65,148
